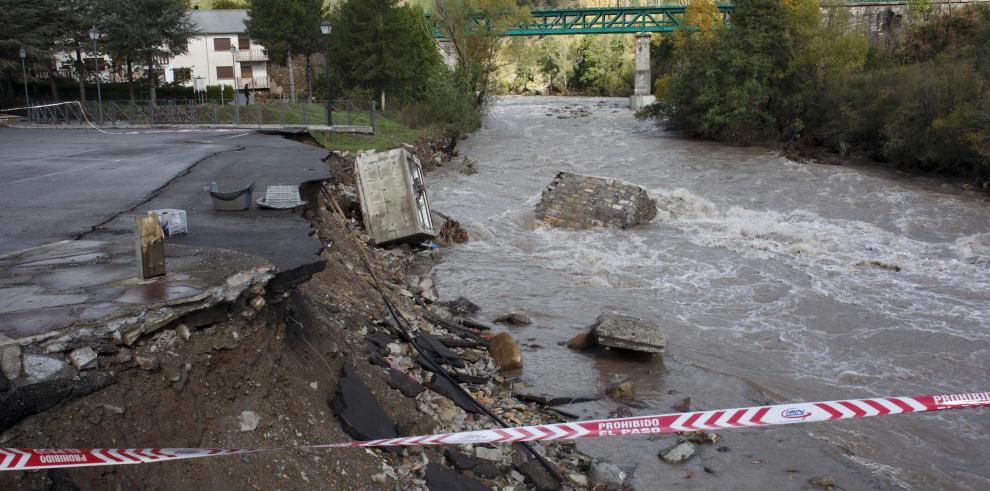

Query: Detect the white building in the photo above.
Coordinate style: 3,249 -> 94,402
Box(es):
164,9 -> 269,91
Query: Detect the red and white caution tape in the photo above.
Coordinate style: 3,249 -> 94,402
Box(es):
2,391 -> 987,471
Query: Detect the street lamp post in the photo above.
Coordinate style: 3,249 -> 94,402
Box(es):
88,27 -> 104,125
230,45 -> 238,122
19,48 -> 30,121
320,20 -> 333,128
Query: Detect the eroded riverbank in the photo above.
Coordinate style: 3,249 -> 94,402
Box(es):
426,96 -> 990,489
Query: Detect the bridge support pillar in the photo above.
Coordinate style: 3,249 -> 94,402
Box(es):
630,33 -> 656,111
437,39 -> 457,70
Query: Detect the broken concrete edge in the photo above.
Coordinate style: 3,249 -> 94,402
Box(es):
535,171 -> 658,230
592,313 -> 665,355
0,258 -> 329,432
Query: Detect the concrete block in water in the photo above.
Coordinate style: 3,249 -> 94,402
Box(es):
593,313 -> 665,355
535,172 -> 656,229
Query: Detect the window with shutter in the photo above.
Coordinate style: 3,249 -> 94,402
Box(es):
213,38 -> 231,51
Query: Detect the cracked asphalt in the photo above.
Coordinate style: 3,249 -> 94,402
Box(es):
0,127 -> 329,272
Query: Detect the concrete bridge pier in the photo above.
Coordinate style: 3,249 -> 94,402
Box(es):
438,39 -> 457,70
630,33 -> 656,111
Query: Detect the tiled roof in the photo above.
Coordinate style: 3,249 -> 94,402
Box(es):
189,9 -> 248,34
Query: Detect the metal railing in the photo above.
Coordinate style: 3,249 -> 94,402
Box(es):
236,76 -> 270,89
25,99 -> 376,131
234,49 -> 268,62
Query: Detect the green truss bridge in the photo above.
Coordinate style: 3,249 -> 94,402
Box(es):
500,3 -> 734,36
432,0 -> 919,38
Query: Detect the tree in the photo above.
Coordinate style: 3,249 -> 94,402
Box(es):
97,0 -> 196,103
246,0 -> 325,103
330,0 -> 441,109
571,36 -> 631,96
0,0 -> 63,102
432,0 -> 529,108
211,0 -> 246,8
536,38 -> 564,93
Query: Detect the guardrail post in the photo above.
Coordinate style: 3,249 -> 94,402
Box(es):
371,101 -> 376,132
347,101 -> 353,126
279,100 -> 285,127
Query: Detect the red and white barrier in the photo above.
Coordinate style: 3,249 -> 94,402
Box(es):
2,391 -> 987,471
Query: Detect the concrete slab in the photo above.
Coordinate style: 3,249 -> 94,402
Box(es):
592,313 -> 665,355
0,239 -> 274,346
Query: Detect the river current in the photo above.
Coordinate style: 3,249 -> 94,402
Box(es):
427,96 -> 990,489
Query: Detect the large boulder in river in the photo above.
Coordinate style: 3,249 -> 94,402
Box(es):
535,172 -> 657,229
592,313 -> 665,355
488,332 -> 523,372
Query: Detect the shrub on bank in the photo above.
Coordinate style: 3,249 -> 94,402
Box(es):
647,0 -> 990,183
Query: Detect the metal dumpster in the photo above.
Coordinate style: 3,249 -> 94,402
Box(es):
355,148 -> 436,246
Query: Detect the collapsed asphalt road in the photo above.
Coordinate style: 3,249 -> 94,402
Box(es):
0,127 -> 328,280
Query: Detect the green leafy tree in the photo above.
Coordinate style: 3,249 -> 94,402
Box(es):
432,0 -> 529,108
246,0 -> 325,103
329,0 -> 441,109
97,0 -> 196,103
571,36 -> 631,96
0,0 -> 64,102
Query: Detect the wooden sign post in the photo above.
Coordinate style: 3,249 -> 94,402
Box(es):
135,214 -> 166,279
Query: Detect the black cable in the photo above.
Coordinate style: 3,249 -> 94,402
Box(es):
327,195 -> 563,484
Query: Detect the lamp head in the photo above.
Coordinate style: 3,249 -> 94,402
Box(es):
320,21 -> 332,36
88,26 -> 101,41
19,47 -> 26,59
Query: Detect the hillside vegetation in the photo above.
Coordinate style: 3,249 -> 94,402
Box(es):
644,0 -> 990,183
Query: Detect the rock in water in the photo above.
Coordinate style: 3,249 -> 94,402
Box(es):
589,459 -> 626,490
566,332 -> 594,350
494,313 -> 532,326
593,313 -> 665,355
535,172 -> 657,229
442,297 -> 480,316
605,379 -> 635,400
488,332 -> 523,372
660,441 -> 696,464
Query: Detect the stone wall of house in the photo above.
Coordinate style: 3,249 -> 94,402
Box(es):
535,172 -> 657,229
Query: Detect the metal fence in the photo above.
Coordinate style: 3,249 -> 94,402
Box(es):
25,99 -> 376,131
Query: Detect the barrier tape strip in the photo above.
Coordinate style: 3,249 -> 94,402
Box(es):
2,391 -> 987,471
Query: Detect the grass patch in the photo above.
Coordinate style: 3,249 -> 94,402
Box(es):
310,112 -> 440,153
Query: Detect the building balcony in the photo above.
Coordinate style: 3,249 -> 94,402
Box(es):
234,49 -> 268,62
236,76 -> 270,89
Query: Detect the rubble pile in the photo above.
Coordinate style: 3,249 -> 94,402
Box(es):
535,172 -> 657,229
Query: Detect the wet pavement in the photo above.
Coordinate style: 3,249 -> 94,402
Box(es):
0,239 -> 272,344
0,127 -> 329,273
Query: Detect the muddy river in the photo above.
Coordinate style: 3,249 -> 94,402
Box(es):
427,96 -> 990,490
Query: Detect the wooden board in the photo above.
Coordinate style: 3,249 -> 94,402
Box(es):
134,214 -> 166,279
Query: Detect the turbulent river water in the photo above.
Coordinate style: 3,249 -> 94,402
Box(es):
427,96 -> 990,490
